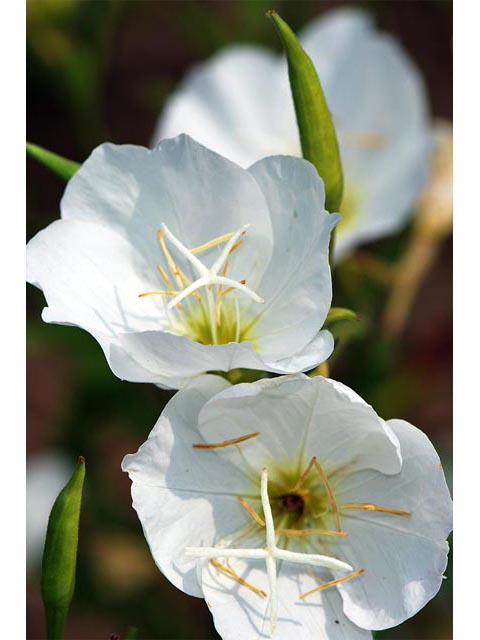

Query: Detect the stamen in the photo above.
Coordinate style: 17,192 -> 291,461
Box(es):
276,528 -> 348,537
228,239 -> 244,255
290,457 -> 316,492
210,559 -> 267,598
340,503 -> 411,517
290,457 -> 343,533
313,459 -> 342,533
193,431 -> 260,449
156,264 -> 175,291
300,568 -> 365,599
157,230 -> 185,290
238,497 -> 266,527
190,232 -> 235,254
138,290 -> 178,298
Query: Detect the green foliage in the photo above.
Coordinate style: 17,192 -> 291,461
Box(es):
27,142 -> 80,181
41,457 -> 86,640
267,11 -> 343,213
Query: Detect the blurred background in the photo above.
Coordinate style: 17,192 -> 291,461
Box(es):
26,1 -> 452,638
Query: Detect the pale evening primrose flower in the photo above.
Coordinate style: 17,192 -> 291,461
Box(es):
27,135 -> 338,389
122,374 -> 452,639
153,7 -> 432,260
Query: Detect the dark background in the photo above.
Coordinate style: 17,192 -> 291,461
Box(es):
27,1 -> 452,638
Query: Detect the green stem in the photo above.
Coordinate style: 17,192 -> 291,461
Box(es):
45,606 -> 68,640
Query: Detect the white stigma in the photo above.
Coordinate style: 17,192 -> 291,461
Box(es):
161,223 -> 264,310
185,468 -> 353,637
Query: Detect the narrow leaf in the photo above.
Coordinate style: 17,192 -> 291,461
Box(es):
267,11 -> 343,212
41,456 -> 86,640
26,142 -> 80,181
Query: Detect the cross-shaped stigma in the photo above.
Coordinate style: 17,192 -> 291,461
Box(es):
184,468 -> 354,636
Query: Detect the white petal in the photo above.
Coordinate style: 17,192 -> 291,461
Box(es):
27,219 -> 166,336
61,135 -> 273,289
334,419 -> 452,630
122,375 -> 254,597
153,46 -> 297,167
111,329 -> 331,389
197,376 -> 401,488
264,330 -> 334,374
201,558 -> 372,639
335,132 -> 432,259
249,156 -> 339,360
301,8 -> 431,259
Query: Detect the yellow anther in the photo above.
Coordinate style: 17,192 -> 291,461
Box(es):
210,559 -> 267,598
157,229 -> 184,290
276,528 -> 348,537
228,239 -> 244,255
156,264 -> 174,291
300,568 -> 365,599
138,290 -> 178,298
340,503 -> 411,517
238,497 -> 266,527
190,232 -> 235,254
193,431 -> 260,449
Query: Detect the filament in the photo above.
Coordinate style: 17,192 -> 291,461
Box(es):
193,431 -> 260,449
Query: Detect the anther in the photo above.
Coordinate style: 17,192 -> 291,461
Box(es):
340,503 -> 411,517
237,496 -> 266,527
210,559 -> 267,598
276,528 -> 348,537
138,290 -> 178,298
300,568 -> 365,599
193,431 -> 260,449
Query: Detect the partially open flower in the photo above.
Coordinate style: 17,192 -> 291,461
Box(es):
154,8 -> 432,260
27,135 -> 338,389
122,374 -> 452,638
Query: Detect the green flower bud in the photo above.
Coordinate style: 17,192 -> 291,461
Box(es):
41,456 -> 85,640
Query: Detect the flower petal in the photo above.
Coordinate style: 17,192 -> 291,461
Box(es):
201,558 -> 372,639
153,46 -> 297,167
334,419 -> 452,630
122,375 -> 255,597
27,219 -> 166,335
197,376 -> 401,484
61,135 -> 273,289
248,156 -> 339,360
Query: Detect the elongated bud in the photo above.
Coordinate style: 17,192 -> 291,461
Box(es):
41,456 -> 86,640
267,11 -> 344,213
26,142 -> 80,181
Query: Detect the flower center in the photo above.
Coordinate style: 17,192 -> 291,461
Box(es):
281,493 -> 304,514
139,224 -> 264,345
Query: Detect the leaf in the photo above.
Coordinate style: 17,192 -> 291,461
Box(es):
267,11 -> 343,213
125,627 -> 138,640
324,307 -> 359,341
26,142 -> 80,181
41,456 -> 86,640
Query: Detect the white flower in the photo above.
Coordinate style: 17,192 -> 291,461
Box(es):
122,374 -> 452,639
153,7 -> 432,260
27,135 -> 338,389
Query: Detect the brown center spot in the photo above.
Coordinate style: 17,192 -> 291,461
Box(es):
282,493 -> 304,514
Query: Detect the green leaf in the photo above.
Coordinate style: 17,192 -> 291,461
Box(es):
125,627 -> 138,640
267,11 -> 343,212
26,142 -> 80,181
41,457 -> 86,640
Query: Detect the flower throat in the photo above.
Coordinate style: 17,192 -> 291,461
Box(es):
139,224 -> 264,345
